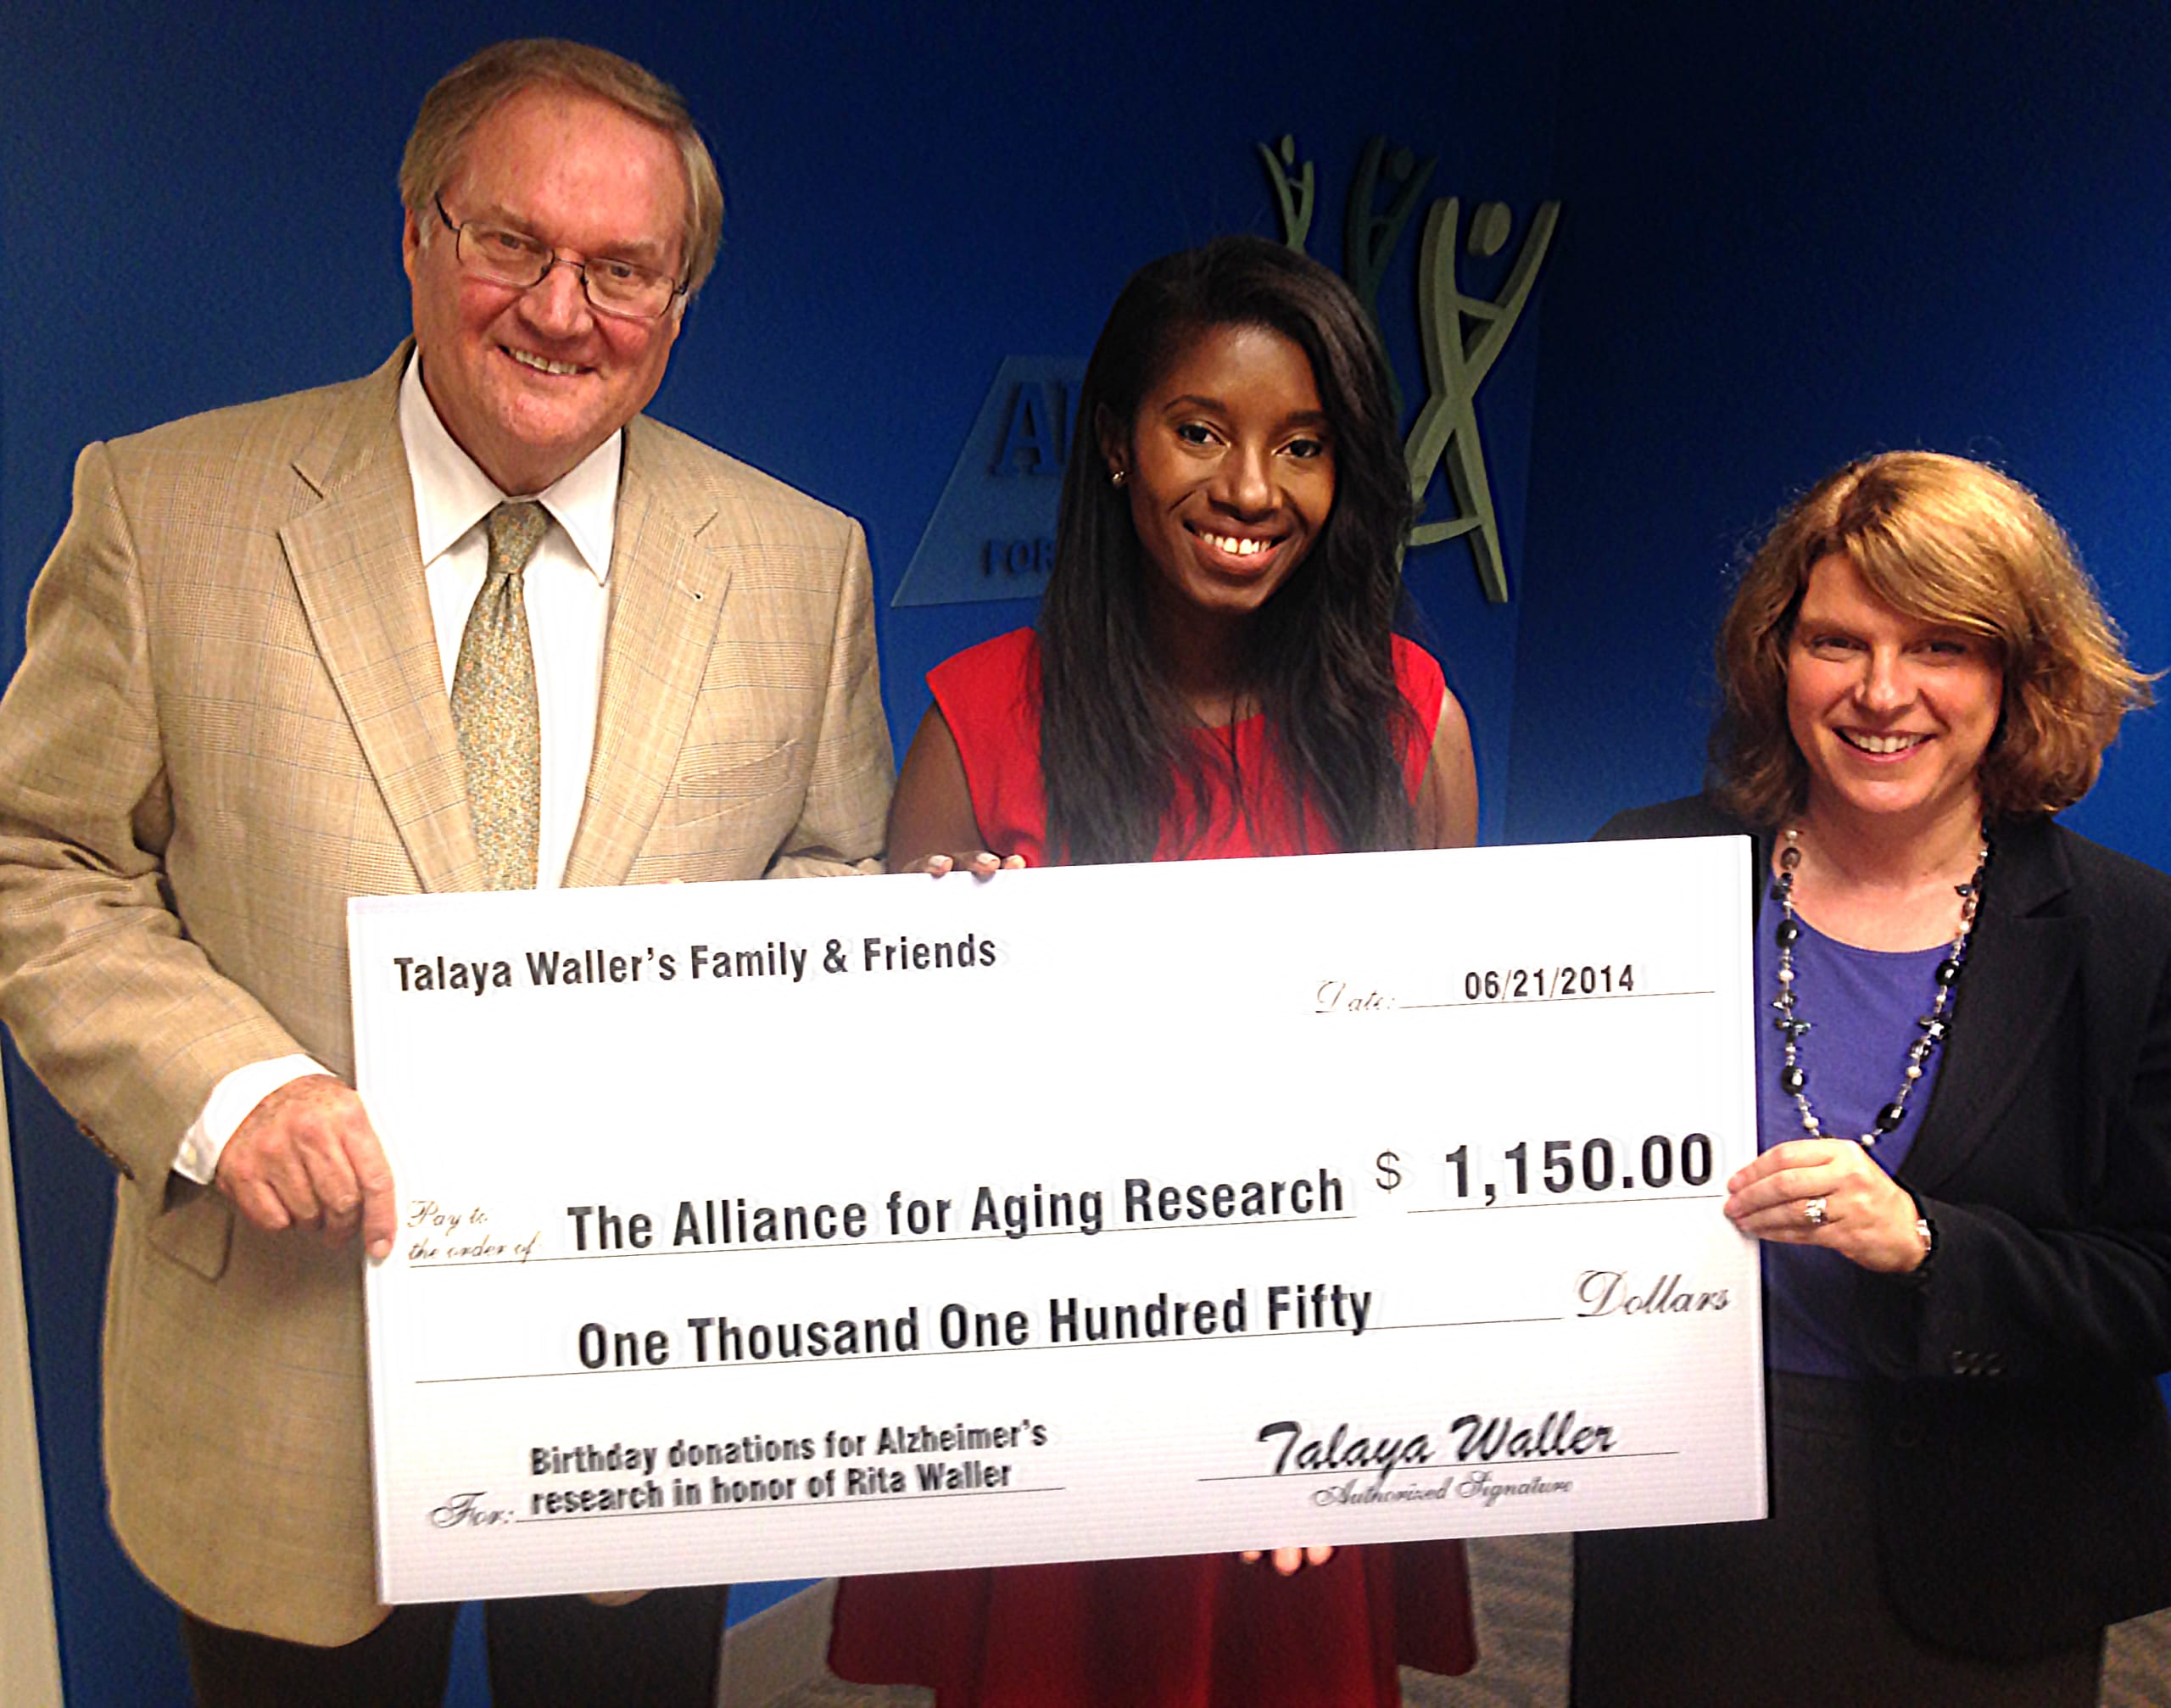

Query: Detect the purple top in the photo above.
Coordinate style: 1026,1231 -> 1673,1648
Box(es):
1755,890 -> 1948,1377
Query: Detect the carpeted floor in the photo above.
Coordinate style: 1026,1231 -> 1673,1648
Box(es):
725,1533 -> 2171,1706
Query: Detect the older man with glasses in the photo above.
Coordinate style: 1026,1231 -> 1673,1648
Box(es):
0,37 -> 892,1708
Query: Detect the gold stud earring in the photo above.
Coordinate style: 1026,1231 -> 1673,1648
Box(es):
1110,468 -> 1128,488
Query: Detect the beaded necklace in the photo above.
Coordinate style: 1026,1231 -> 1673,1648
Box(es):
1770,825 -> 1990,1148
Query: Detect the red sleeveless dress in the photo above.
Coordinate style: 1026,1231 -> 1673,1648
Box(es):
827,629 -> 1477,1707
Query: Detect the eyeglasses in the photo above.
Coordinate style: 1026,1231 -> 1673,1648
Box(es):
433,195 -> 685,321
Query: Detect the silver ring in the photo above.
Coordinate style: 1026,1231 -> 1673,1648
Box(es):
1804,1196 -> 1828,1228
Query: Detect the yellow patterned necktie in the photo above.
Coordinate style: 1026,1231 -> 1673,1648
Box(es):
452,501 -> 548,890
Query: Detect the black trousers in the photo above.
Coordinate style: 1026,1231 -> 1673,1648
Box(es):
1572,1373 -> 2103,1708
181,1585 -> 727,1708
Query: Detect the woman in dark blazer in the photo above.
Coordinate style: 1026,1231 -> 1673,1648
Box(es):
1573,452 -> 2171,1705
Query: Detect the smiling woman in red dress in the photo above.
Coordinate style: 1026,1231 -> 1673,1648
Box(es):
826,237 -> 1480,1706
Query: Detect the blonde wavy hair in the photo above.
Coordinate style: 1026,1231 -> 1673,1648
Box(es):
399,38 -> 724,296
1712,452 -> 2154,826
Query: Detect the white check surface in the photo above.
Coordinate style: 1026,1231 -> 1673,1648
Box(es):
353,838 -> 1763,1602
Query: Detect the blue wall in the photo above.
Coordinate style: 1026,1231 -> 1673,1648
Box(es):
1,3 -> 1565,1700
1509,0 -> 2171,860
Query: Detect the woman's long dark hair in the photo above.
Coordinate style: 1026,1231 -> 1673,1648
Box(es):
1038,235 -> 1420,865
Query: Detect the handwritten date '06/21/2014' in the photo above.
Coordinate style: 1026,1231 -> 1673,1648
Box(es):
1317,963 -> 1643,1014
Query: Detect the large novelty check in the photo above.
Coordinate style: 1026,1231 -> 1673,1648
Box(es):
354,837 -> 1763,1604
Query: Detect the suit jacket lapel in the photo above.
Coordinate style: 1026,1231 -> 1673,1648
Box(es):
561,418 -> 732,888
1900,818 -> 2082,1192
280,345 -> 484,894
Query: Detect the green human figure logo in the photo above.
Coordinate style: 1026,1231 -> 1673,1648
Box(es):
1260,135 -> 1558,603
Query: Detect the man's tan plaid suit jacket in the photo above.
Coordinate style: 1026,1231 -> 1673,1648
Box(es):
0,344 -> 893,1644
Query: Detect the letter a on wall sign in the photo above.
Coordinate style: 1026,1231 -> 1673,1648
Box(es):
890,355 -> 1086,607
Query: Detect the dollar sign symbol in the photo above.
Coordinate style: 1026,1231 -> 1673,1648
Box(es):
1376,1150 -> 1402,1192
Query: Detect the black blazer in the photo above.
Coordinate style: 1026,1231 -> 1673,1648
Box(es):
1600,795 -> 2171,1657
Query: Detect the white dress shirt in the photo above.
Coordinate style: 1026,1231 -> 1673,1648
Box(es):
172,354 -> 619,1183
